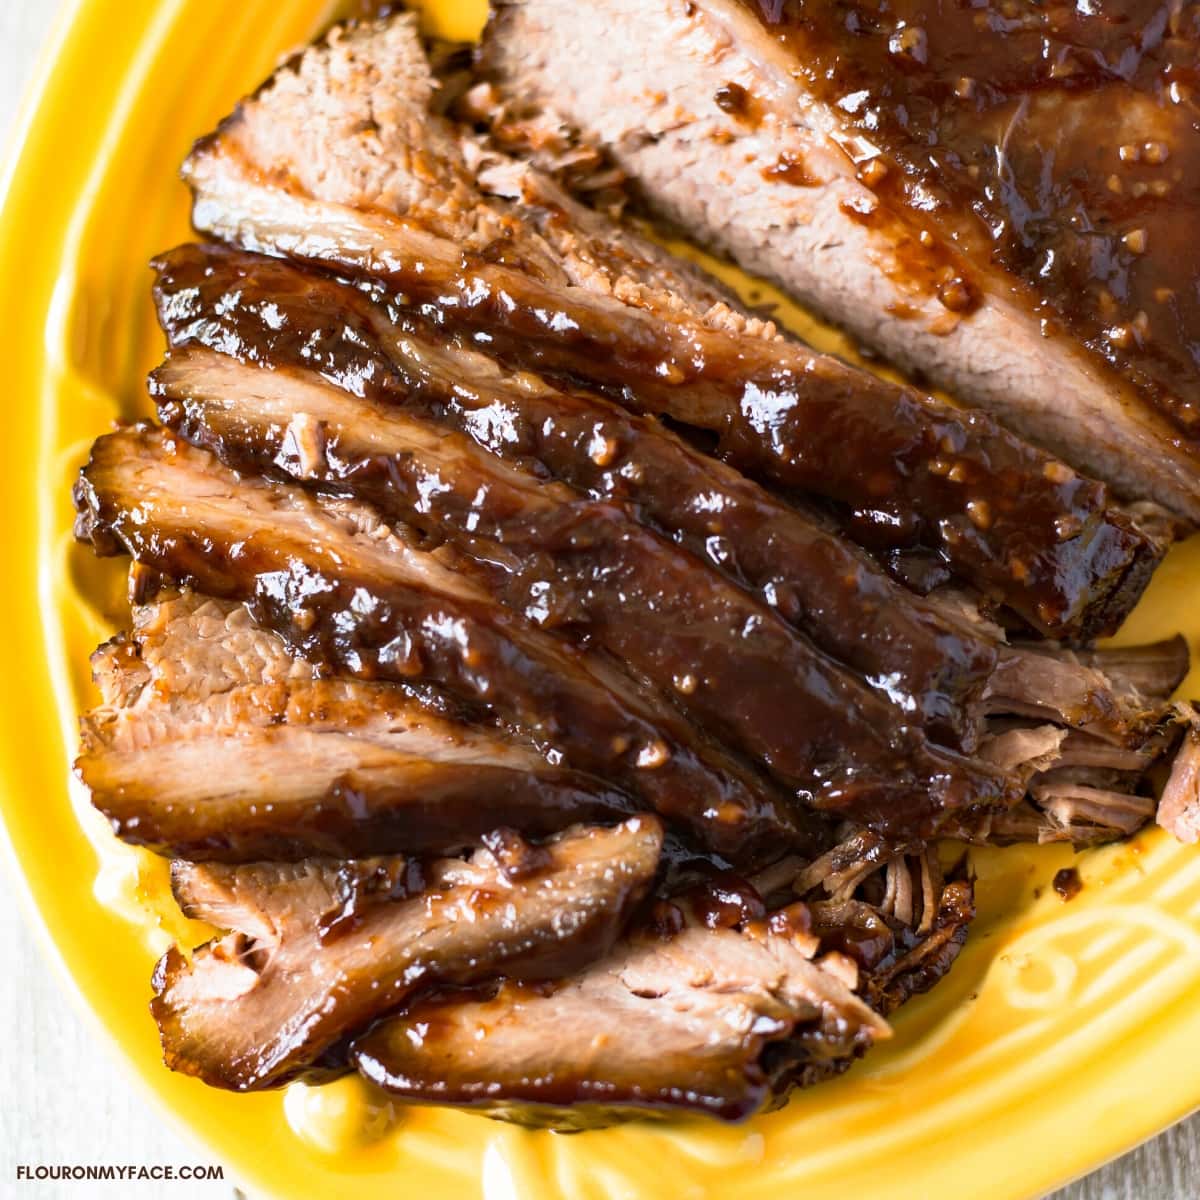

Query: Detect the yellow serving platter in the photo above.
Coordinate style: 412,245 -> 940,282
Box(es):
3,2 -> 1200,1197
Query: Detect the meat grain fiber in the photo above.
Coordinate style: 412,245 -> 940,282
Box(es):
478,0 -> 1200,523
152,818 -> 663,1089
79,593 -> 636,860
1159,712 -> 1200,844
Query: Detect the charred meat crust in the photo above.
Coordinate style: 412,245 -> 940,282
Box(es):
151,818 -> 663,1090
74,427 -> 817,863
181,15 -> 1164,641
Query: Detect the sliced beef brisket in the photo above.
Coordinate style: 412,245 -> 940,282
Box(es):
59,7 -> 1200,1130
145,245 -> 1187,846
151,361 -> 1006,818
152,242 -> 1001,752
152,818 -> 662,1089
74,427 -> 814,862
478,0 -> 1200,524
79,593 -> 635,860
181,13 -> 1164,642
352,838 -> 972,1128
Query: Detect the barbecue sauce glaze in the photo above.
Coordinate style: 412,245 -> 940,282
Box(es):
153,245 -> 1003,747
748,0 -> 1200,441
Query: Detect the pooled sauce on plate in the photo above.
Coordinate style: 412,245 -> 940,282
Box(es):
748,0 -> 1200,439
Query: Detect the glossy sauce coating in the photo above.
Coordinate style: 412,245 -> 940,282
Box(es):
75,428 -> 812,863
749,0 -> 1200,439
153,244 -> 999,749
186,168 -> 1160,640
445,285 -> 1160,641
151,246 -> 1018,828
176,384 -> 997,826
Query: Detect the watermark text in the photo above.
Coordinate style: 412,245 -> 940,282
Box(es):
15,1164 -> 224,1184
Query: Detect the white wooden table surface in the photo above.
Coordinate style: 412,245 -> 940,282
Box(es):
0,3 -> 1196,1197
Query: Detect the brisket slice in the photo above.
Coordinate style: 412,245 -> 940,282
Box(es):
977,636 -> 1190,842
190,12 -> 753,332
146,352 -> 1017,829
983,640 -> 1187,747
352,918 -> 888,1127
352,845 -> 972,1128
477,0 -> 1200,525
79,592 -> 634,860
74,427 -> 813,862
152,818 -> 662,1089
181,13 -> 1163,642
152,242 -> 999,752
